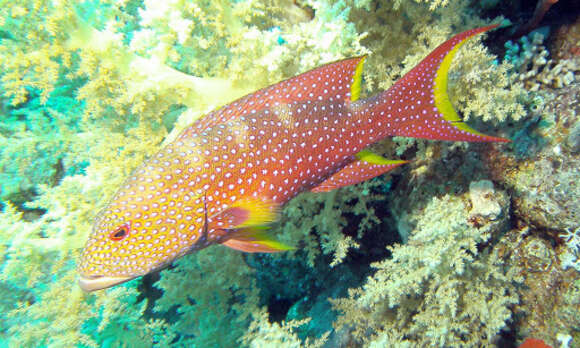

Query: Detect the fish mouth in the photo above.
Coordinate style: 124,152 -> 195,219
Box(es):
78,274 -> 136,292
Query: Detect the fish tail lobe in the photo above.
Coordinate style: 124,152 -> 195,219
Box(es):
375,24 -> 509,143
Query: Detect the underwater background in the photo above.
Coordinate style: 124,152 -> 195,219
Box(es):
0,0 -> 579,347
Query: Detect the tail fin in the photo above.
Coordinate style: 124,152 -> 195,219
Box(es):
375,24 -> 509,143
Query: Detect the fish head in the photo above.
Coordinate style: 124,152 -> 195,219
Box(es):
77,153 -> 208,292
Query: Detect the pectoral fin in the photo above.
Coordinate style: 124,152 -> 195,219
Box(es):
209,197 -> 280,230
222,227 -> 294,253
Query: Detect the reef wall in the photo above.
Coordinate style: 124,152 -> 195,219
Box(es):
0,0 -> 578,346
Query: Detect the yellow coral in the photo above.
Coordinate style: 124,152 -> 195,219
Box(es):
394,0 -> 451,10
332,193 -> 520,347
241,308 -> 328,348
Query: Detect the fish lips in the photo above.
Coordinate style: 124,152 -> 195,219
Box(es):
78,274 -> 137,292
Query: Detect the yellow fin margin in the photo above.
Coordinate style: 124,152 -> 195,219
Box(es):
433,38 -> 489,137
355,149 -> 409,166
350,56 -> 366,102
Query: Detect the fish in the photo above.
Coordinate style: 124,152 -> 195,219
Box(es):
518,338 -> 552,348
78,25 -> 509,291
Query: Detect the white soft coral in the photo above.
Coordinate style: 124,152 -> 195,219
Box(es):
560,227 -> 580,271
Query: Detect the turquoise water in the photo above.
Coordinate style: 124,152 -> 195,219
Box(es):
0,1 -> 578,347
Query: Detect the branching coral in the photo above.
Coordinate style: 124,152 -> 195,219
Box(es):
332,185 -> 521,347
0,0 -> 538,346
241,307 -> 329,347
505,31 -> 579,91
0,0 -> 266,345
7,272 -> 174,347
276,177 -> 390,267
152,247 -> 262,346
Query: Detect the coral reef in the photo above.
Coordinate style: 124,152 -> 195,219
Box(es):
332,181 -> 519,347
504,30 -> 579,91
486,34 -> 580,345
0,0 -> 578,347
507,230 -> 580,346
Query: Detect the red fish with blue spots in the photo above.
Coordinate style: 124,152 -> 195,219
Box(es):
78,25 -> 508,291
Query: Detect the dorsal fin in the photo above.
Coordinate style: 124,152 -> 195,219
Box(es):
350,56 -> 366,102
179,57 -> 367,139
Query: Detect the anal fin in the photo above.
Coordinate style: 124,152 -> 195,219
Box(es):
311,150 -> 408,193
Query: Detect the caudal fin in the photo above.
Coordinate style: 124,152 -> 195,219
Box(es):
375,24 -> 509,143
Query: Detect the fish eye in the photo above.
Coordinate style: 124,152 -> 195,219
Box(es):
110,224 -> 130,241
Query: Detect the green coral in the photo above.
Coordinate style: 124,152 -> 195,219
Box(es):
7,273 -> 174,347
153,247 -> 261,346
241,308 -> 329,348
